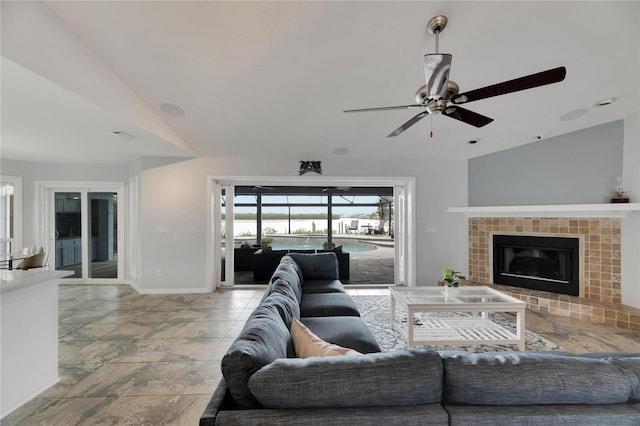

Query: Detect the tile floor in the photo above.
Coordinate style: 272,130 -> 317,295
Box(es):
1,284 -> 385,425
2,284 -> 257,425
2,283 -> 639,425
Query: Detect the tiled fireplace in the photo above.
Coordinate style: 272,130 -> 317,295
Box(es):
467,217 -> 640,331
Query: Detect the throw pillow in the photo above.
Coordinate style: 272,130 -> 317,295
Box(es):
291,318 -> 361,358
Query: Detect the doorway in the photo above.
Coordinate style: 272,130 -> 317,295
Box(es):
38,182 -> 124,283
210,177 -> 415,289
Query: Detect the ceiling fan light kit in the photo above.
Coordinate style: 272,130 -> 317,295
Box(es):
343,15 -> 567,138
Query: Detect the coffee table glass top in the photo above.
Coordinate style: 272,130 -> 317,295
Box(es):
389,285 -> 527,349
389,286 -> 525,307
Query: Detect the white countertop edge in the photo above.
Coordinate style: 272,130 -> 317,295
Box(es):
447,203 -> 640,218
1,269 -> 74,293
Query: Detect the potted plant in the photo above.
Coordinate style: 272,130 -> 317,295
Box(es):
442,266 -> 466,298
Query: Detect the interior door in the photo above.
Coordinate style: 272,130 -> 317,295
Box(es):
45,183 -> 124,283
54,192 -> 83,278
88,192 -> 118,279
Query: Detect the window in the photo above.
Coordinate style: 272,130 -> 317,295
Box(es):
0,176 -> 22,253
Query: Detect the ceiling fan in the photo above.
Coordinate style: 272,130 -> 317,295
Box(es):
343,15 -> 567,137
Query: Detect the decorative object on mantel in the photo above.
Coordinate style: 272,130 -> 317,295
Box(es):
611,176 -> 630,203
299,161 -> 322,175
611,193 -> 630,203
442,266 -> 466,298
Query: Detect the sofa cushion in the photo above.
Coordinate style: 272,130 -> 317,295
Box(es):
444,404 -> 640,426
301,279 -> 345,294
300,293 -> 360,317
441,351 -> 638,406
291,319 -> 361,357
585,354 -> 640,402
221,303 -> 294,408
262,291 -> 299,329
280,255 -> 304,279
270,259 -> 303,302
289,252 -> 339,280
215,405 -> 449,426
248,348 -> 443,408
300,316 -> 381,354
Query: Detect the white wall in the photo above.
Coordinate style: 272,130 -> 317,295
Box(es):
137,155 -> 468,292
622,112 -> 640,308
1,1 -> 192,154
0,155 -> 467,292
0,159 -> 130,245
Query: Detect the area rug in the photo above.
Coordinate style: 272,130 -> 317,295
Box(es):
353,295 -> 566,353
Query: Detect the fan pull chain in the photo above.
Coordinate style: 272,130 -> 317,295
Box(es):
430,114 -> 434,138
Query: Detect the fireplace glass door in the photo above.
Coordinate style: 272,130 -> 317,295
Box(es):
493,235 -> 579,296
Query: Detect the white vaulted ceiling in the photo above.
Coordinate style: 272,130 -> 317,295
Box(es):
1,1 -> 638,164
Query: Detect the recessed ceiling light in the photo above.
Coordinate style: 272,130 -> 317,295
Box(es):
559,108 -> 589,121
333,147 -> 349,155
467,139 -> 478,145
110,131 -> 136,141
159,102 -> 185,116
594,97 -> 615,107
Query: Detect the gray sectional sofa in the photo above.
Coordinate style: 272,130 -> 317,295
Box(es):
201,253 -> 640,425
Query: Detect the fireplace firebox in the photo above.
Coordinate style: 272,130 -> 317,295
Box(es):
493,235 -> 579,296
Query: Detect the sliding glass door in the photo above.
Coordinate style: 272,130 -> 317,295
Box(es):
40,182 -> 124,283
212,179 -> 414,288
54,192 -> 83,278
88,192 -> 118,279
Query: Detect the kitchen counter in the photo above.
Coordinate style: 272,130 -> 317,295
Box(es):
1,268 -> 72,292
1,268 -> 72,418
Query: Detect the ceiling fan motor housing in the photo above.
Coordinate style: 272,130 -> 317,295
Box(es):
424,54 -> 452,100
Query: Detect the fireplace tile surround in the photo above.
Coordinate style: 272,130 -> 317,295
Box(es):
467,217 -> 640,331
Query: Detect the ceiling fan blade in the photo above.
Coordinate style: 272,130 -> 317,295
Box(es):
443,106 -> 494,128
451,66 -> 566,105
424,53 -> 452,99
343,105 -> 422,113
387,110 -> 430,137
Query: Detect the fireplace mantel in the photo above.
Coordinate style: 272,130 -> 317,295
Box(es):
448,203 -> 640,218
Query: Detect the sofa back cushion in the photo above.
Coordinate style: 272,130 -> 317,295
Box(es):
221,303 -> 294,408
270,259 -> 303,303
289,252 -> 339,280
441,351 -> 638,406
583,353 -> 640,402
248,348 -> 443,408
283,255 -> 305,281
262,290 -> 299,330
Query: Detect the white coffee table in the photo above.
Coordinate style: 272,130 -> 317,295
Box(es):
389,286 -> 527,350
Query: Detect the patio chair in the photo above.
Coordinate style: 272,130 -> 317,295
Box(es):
372,222 -> 385,234
347,220 -> 359,233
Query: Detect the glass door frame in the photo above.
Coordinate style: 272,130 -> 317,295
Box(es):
208,176 -> 416,289
0,175 -> 23,253
36,181 -> 125,283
